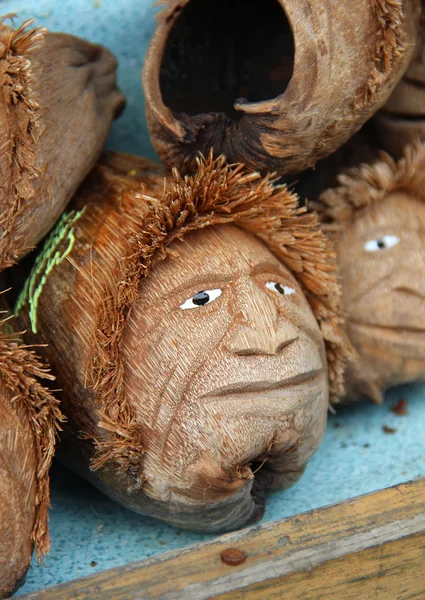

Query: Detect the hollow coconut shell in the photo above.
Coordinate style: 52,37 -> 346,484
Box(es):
0,304 -> 62,598
15,151 -> 351,532
143,0 -> 420,176
0,16 -> 125,271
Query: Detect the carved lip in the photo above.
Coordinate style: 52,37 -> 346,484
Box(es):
350,321 -> 425,337
349,321 -> 425,353
202,368 -> 324,399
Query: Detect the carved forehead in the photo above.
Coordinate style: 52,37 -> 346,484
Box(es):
345,192 -> 425,236
138,224 -> 296,300
172,224 -> 282,272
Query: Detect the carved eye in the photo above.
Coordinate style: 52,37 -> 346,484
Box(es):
364,236 -> 400,252
265,281 -> 296,295
180,289 -> 222,310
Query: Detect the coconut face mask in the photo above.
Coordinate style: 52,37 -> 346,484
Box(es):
319,142 -> 425,403
16,152 -> 350,531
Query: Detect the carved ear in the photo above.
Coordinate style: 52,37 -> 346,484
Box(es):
0,17 -> 125,271
143,0 -> 420,176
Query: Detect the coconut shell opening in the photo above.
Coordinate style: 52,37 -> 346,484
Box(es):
144,0 -> 420,176
160,0 -> 294,121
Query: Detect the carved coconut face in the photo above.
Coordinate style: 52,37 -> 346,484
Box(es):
337,192 -> 425,398
121,224 -> 328,529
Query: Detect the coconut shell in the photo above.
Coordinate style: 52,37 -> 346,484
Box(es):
0,16 -> 125,271
15,151 -> 351,531
0,303 -> 62,598
143,0 -> 420,176
374,11 -> 425,155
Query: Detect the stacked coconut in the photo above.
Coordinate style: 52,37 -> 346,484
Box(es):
1,2 -> 424,595
0,16 -> 123,597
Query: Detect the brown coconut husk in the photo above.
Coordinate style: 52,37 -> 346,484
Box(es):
316,140 -> 425,403
92,154 -> 353,470
143,0 -> 420,176
373,10 -> 425,155
0,16 -> 125,271
0,18 -> 43,271
0,306 -> 63,598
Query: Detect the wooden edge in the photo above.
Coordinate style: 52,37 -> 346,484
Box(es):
22,478 -> 425,600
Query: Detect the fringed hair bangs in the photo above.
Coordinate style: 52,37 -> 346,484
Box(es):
318,140 -> 425,237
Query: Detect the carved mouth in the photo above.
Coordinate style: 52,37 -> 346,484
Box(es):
350,321 -> 425,347
201,370 -> 325,415
203,368 -> 323,399
351,321 -> 425,335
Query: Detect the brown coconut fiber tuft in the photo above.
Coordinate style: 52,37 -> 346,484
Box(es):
0,17 -> 44,270
318,140 -> 425,237
361,0 -> 406,107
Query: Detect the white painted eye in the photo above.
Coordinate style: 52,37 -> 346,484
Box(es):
364,235 -> 400,252
180,289 -> 222,310
265,281 -> 296,296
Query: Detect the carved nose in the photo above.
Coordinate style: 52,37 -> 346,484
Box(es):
228,283 -> 299,356
228,326 -> 298,356
393,258 -> 425,298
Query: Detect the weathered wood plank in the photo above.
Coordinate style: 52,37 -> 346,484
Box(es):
22,478 -> 425,600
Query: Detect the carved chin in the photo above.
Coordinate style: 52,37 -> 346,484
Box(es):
345,322 -> 425,399
84,380 -> 327,532
91,457 -> 305,533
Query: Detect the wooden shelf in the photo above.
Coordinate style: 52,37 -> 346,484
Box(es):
22,477 -> 425,600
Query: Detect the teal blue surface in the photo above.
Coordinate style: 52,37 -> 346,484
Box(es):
16,386 -> 425,595
1,1 -> 424,596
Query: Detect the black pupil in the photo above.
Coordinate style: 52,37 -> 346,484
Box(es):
275,283 -> 285,294
377,239 -> 385,249
193,291 -> 210,306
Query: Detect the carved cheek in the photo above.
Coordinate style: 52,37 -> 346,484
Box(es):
336,240 -> 369,306
337,233 -> 397,318
122,295 -> 233,461
283,300 -> 323,344
169,330 -> 327,471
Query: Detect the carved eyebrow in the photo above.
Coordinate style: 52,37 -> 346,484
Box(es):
162,273 -> 234,298
358,226 -> 401,239
250,261 -> 296,283
174,262 -> 295,293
